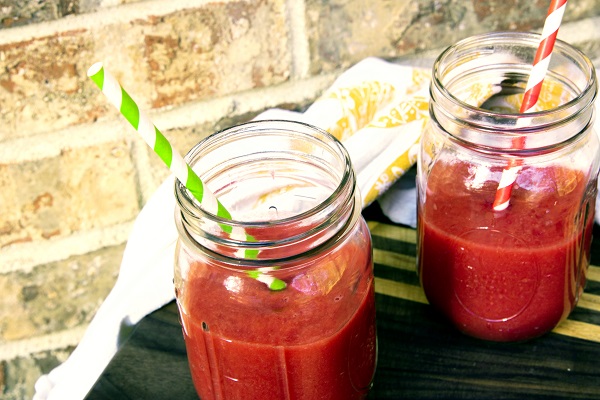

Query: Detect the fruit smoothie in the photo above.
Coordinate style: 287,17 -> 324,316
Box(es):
418,159 -> 595,341
176,221 -> 376,400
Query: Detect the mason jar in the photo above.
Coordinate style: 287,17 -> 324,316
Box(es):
173,120 -> 376,399
417,32 -> 599,342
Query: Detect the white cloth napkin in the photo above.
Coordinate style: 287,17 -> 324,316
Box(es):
33,57 -> 431,400
33,175 -> 178,400
33,57 -> 600,400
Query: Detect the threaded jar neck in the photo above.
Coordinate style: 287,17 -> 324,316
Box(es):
174,120 -> 359,263
429,31 -> 597,154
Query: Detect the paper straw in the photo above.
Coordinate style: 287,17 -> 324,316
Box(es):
87,62 -> 229,219
248,267 -> 286,291
492,0 -> 567,211
87,62 -> 286,290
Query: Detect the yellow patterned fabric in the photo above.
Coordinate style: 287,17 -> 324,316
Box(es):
324,81 -> 397,141
299,58 -> 431,208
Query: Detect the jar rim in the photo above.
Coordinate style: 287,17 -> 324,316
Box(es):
174,119 -> 359,260
429,31 -> 598,151
432,31 -> 597,121
175,119 -> 355,227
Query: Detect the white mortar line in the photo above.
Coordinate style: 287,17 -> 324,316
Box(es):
0,222 -> 133,275
0,73 -> 336,163
0,119 -> 132,163
152,72 -> 337,129
285,0 -> 311,80
0,326 -> 87,361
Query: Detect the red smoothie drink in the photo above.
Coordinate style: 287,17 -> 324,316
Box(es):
418,159 -> 595,341
176,219 -> 376,400
419,32 -> 599,342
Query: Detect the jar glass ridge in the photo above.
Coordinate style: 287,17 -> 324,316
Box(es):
418,32 -> 600,342
175,120 -> 358,262
429,31 -> 597,152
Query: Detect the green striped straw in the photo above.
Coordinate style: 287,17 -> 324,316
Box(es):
87,62 -> 286,291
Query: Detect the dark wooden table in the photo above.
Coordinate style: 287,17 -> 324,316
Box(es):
85,204 -> 600,399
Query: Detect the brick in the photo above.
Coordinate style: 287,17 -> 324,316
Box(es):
0,0 -> 76,29
136,2 -> 290,109
0,0 -> 290,141
1,346 -> 74,400
0,139 -> 139,248
140,116 -> 266,194
0,0 -> 158,30
0,243 -> 124,341
305,0 -> 600,74
304,0 -> 457,73
471,0 -> 600,30
130,71 -> 322,199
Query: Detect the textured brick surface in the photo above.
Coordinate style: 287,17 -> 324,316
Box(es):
1,0 -> 600,397
1,347 -> 74,400
305,0 -> 600,73
0,0 -> 159,29
0,243 -> 124,341
0,0 -> 78,28
0,139 -> 139,248
0,29 -> 92,141
0,0 -> 290,141
144,102 -> 315,191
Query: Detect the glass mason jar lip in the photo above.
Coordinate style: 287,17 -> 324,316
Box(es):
429,31 -> 598,153
175,119 -> 355,226
174,119 -> 360,263
432,31 -> 597,120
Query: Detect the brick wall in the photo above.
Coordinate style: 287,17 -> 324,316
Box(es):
1,0 -> 600,397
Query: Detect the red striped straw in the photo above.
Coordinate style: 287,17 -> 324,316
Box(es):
492,0 -> 568,211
